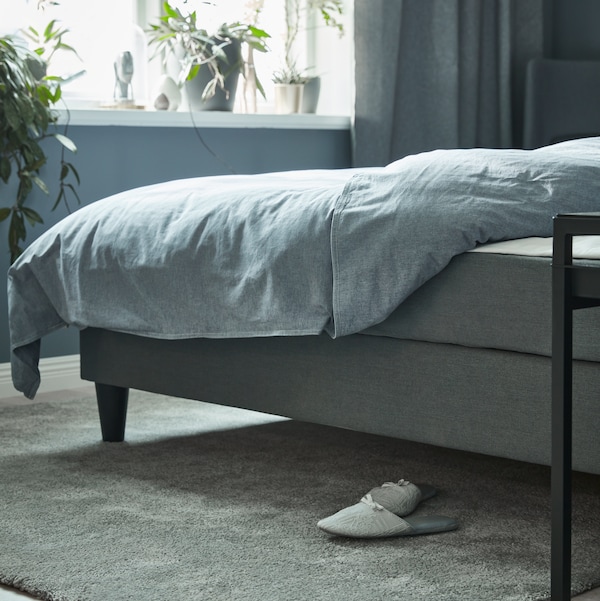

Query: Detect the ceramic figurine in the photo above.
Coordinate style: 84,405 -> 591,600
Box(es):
153,75 -> 181,111
114,51 -> 134,104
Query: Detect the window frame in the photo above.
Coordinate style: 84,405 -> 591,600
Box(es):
5,0 -> 352,116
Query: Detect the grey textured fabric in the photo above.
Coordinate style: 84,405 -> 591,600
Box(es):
353,0 -> 545,166
362,252 -> 600,362
80,328 -> 600,473
367,480 -> 424,516
1,391 -> 599,600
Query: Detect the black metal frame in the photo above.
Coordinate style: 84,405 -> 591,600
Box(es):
552,212 -> 600,600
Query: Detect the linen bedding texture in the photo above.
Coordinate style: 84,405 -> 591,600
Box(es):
8,138 -> 600,399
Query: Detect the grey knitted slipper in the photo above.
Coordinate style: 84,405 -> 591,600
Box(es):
317,494 -> 458,539
368,479 -> 437,517
317,479 -> 439,536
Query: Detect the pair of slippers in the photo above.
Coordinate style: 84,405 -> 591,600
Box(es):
317,479 -> 458,539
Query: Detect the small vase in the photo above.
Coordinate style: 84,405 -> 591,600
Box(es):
153,75 -> 181,111
301,77 -> 321,113
274,84 -> 305,114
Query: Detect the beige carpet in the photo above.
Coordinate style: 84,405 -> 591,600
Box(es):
0,390 -> 599,601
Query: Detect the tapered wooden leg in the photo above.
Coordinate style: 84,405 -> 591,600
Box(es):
95,383 -> 129,442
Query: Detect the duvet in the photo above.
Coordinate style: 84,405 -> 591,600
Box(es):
9,138 -> 600,398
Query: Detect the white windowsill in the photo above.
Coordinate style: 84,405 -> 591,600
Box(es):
56,108 -> 351,130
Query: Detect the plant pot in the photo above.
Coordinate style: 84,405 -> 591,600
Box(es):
274,83 -> 305,114
184,39 -> 242,112
301,76 -> 321,113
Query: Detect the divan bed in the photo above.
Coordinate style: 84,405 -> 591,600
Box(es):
8,139 -> 600,474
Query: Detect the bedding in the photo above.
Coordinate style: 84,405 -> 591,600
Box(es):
9,138 -> 600,399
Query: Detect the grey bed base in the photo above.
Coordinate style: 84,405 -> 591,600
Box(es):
79,251 -> 600,475
79,325 -> 600,475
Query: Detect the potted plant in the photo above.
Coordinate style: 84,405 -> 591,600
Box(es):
275,0 -> 344,114
0,26 -> 79,264
147,1 -> 270,112
271,64 -> 309,114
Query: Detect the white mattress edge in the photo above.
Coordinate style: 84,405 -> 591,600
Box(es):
469,236 -> 600,259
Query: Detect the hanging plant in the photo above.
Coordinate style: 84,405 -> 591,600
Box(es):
0,27 -> 80,264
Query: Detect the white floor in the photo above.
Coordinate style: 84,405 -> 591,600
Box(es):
0,587 -> 37,600
0,387 -> 598,601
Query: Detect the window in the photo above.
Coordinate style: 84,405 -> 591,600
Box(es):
2,0 -> 352,115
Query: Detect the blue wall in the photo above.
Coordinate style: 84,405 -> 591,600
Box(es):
1,123 -> 351,363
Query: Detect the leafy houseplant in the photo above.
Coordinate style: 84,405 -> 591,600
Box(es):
274,0 -> 344,113
0,30 -> 79,264
271,64 -> 309,114
148,1 -> 270,111
282,0 -> 344,76
271,65 -> 310,86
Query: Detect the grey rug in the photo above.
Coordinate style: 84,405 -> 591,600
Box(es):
0,392 -> 599,601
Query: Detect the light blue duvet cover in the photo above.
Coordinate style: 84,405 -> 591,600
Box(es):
9,138 -> 600,398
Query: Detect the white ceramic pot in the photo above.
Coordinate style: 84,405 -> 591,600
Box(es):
274,84 -> 305,114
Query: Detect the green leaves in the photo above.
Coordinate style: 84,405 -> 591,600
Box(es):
1,33 -> 79,263
162,0 -> 180,20
4,93 -> 30,132
4,206 -> 41,264
2,204 -> 44,263
0,157 -> 10,183
52,161 -> 80,210
37,81 -> 62,104
148,1 -> 271,99
24,18 -> 81,66
53,132 -> 76,152
21,206 -> 43,225
308,0 -> 345,36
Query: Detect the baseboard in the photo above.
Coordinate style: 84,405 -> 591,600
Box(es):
0,354 -> 85,399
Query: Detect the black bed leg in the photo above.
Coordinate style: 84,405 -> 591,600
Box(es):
95,383 -> 129,442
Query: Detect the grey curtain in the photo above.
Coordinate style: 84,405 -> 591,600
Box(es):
353,0 -> 545,166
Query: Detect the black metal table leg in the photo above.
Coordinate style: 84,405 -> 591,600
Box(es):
551,224 -> 573,600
